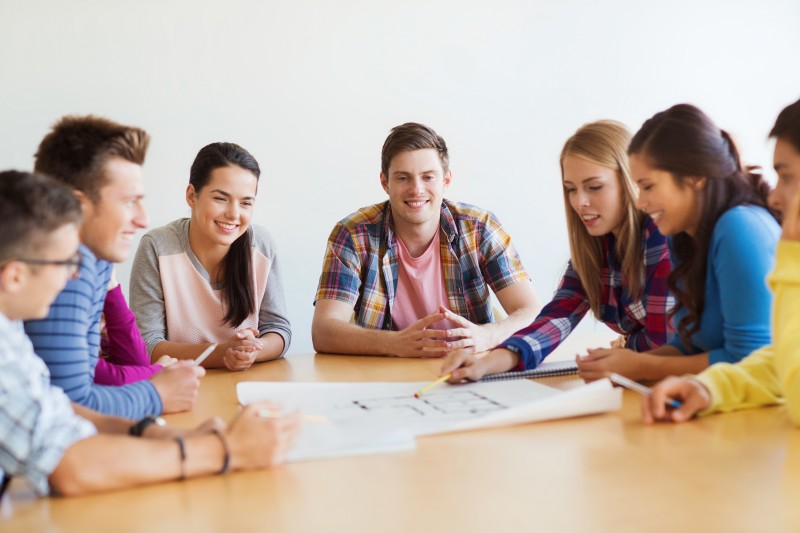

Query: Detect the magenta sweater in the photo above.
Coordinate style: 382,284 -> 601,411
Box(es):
94,285 -> 163,385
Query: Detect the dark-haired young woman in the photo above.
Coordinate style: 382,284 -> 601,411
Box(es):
577,104 -> 780,383
130,142 -> 290,371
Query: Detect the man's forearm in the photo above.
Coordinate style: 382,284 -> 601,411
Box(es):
49,433 -> 225,496
71,403 -> 133,434
312,318 -> 396,356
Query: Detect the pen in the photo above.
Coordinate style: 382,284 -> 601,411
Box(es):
413,374 -> 452,398
193,344 -> 218,367
607,372 -> 682,409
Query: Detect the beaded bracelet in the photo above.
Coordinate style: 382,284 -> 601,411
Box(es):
174,436 -> 187,480
211,429 -> 230,475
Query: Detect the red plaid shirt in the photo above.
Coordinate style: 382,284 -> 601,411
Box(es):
314,200 -> 530,330
501,218 -> 674,368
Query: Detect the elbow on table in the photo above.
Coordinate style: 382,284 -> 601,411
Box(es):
311,320 -> 333,353
49,452 -> 99,497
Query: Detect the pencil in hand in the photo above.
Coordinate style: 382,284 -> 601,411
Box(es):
193,343 -> 218,367
413,374 -> 452,398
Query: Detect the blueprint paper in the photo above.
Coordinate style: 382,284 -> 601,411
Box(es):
237,379 -> 621,460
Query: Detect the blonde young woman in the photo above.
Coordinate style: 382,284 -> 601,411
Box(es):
442,120 -> 673,381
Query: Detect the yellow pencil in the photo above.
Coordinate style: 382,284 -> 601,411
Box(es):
413,373 -> 452,398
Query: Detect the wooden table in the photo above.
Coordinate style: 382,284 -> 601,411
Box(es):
3,352 -> 800,533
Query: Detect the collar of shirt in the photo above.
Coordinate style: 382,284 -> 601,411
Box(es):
381,200 -> 459,249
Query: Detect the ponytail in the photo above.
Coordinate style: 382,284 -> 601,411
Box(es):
221,226 -> 255,328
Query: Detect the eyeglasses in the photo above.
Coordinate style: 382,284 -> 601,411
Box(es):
16,251 -> 83,279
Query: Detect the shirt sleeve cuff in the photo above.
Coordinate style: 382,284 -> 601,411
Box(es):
691,372 -> 722,417
499,337 -> 539,369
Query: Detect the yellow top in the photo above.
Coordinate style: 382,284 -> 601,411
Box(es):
696,240 -> 800,424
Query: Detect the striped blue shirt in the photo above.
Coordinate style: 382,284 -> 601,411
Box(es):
24,245 -> 163,418
0,312 -> 96,496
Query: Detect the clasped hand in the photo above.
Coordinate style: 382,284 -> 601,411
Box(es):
392,305 -> 493,358
221,329 -> 263,371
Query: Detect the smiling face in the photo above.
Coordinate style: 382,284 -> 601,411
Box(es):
562,155 -> 625,238
769,138 -> 800,217
630,153 -> 702,236
186,164 -> 258,251
380,148 -> 451,237
79,157 -> 148,263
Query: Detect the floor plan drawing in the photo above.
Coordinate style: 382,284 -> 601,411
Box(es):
236,379 -> 622,462
349,390 -> 506,416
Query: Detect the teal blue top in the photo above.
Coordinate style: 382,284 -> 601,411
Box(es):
668,205 -> 780,364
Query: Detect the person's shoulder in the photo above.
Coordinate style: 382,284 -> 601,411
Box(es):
335,202 -> 389,230
250,224 -> 277,253
716,205 -> 780,239
445,199 -> 498,227
0,317 -> 26,363
139,219 -> 189,253
446,199 -> 492,218
712,205 -> 780,260
145,218 -> 188,238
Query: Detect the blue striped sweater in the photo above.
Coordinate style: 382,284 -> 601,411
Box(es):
24,244 -> 162,418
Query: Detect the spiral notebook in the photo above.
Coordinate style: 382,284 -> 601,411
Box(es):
479,360 -> 579,382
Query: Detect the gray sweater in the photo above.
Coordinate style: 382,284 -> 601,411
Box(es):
129,218 -> 291,356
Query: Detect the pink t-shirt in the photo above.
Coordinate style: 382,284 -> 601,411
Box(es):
391,232 -> 457,331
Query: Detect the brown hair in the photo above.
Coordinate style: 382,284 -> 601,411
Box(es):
769,97 -> 800,151
560,120 -> 643,318
381,122 -> 449,176
628,104 -> 774,348
0,170 -> 82,260
34,115 -> 150,202
189,142 -> 261,328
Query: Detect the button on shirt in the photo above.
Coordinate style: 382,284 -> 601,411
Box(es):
0,313 -> 96,496
315,199 -> 530,330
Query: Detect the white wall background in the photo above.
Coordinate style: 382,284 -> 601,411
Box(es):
2,0 -> 799,354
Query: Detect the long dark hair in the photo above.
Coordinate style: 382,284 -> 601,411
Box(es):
189,142 -> 261,328
628,104 -> 774,349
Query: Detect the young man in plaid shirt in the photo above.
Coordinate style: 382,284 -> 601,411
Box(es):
312,122 -> 541,358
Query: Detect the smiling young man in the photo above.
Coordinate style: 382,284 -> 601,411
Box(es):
24,115 -> 203,419
0,171 -> 299,498
312,122 -> 540,357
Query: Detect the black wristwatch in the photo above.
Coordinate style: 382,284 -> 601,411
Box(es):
129,416 -> 167,437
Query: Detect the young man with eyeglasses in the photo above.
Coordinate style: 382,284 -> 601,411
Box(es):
23,115 -> 202,418
14,252 -> 83,278
0,171 -> 299,498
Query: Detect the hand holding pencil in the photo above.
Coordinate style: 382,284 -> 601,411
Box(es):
438,347 -> 516,385
640,376 -> 712,424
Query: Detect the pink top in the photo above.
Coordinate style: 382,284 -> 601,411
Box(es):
94,285 -> 163,385
157,252 -> 270,346
391,232 -> 457,331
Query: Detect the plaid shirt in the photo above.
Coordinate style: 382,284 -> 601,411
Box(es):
501,218 -> 674,369
0,313 -> 96,496
315,199 -> 530,330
